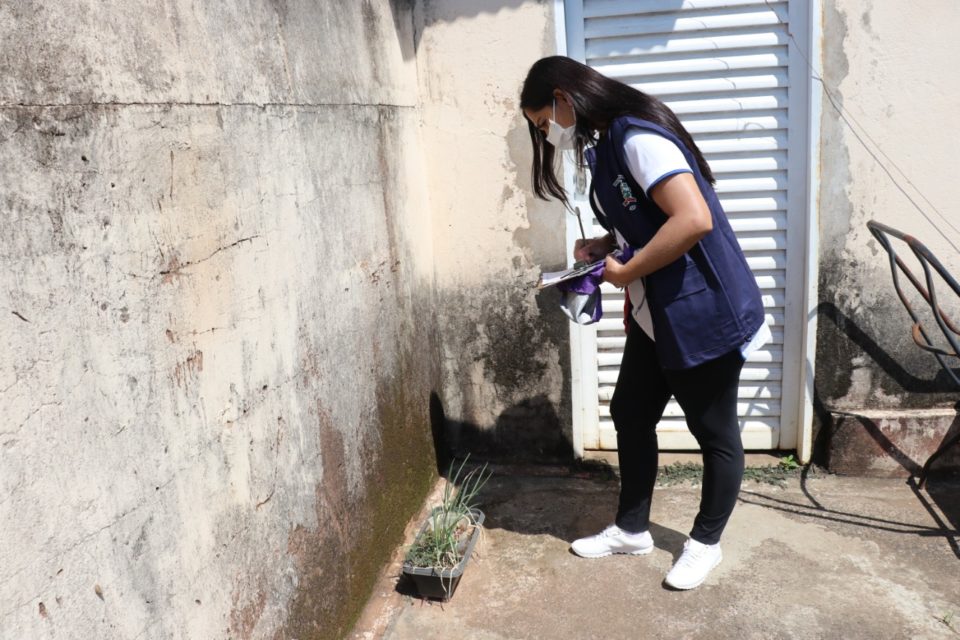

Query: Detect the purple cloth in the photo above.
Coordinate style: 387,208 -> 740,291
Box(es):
556,248 -> 634,325
558,261 -> 606,295
557,261 -> 606,325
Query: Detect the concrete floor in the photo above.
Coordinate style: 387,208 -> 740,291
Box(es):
352,466 -> 960,640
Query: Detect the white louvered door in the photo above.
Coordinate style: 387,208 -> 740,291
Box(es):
563,0 -> 811,451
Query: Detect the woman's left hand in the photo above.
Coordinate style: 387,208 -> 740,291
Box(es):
603,255 -> 632,288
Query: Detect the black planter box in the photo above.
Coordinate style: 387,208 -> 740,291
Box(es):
401,508 -> 485,600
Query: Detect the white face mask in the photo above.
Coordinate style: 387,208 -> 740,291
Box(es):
546,99 -> 576,150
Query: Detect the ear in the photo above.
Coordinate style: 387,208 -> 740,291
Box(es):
553,88 -> 569,105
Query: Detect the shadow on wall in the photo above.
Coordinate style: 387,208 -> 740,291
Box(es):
388,0 -> 696,59
387,0 -> 548,61
811,300 -> 960,467
815,301 -> 960,400
429,392 -> 574,470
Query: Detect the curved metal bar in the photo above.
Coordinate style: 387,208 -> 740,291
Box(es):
866,220 -> 960,484
868,222 -> 960,336
912,324 -> 958,358
910,242 -> 960,388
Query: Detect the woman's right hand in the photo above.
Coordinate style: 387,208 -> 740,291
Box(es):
574,235 -> 613,262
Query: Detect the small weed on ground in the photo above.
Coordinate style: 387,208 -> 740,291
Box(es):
935,611 -> 959,636
657,455 -> 804,488
656,462 -> 704,486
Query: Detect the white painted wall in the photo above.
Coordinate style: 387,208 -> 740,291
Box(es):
0,2 -> 441,638
0,1 -> 577,635
816,0 -> 960,414
414,1 -> 572,459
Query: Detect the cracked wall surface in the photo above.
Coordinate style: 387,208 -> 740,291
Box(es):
1,1 -> 440,638
816,2 -> 960,466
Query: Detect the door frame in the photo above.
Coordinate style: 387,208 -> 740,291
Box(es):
554,0 -> 822,461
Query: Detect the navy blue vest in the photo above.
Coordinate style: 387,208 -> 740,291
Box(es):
585,116 -> 764,369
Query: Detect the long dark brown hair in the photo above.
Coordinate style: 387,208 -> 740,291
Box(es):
519,56 -> 714,205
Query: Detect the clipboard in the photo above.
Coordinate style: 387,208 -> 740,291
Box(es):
536,258 -> 605,289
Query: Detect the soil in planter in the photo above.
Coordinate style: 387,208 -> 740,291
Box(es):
402,510 -> 485,600
404,523 -> 475,570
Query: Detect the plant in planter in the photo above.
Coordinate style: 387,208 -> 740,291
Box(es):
402,456 -> 491,600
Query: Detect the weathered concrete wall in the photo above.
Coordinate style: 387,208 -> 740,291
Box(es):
816,1 -> 960,471
826,410 -> 960,478
1,2 -> 441,638
414,0 -> 572,462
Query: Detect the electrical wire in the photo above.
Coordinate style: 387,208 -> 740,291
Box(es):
764,0 -> 960,253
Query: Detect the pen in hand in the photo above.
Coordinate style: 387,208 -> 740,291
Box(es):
575,206 -> 587,241
573,206 -> 589,268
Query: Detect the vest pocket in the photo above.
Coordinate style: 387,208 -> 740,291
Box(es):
661,284 -> 738,360
651,255 -> 707,307
673,267 -> 706,300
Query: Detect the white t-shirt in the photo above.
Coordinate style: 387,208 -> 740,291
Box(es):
592,129 -> 771,359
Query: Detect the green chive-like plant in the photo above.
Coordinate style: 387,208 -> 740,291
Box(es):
404,456 -> 491,572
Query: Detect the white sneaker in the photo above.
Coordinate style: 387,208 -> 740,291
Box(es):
664,538 -> 722,590
571,524 -> 654,558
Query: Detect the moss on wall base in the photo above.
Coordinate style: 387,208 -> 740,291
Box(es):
276,347 -> 439,640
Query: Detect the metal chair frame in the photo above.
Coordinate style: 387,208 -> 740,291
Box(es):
867,220 -> 960,486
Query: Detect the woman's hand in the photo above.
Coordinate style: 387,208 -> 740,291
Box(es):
603,254 -> 631,288
574,235 -> 613,262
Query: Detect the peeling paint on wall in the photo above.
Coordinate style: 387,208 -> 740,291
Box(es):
415,0 -> 570,462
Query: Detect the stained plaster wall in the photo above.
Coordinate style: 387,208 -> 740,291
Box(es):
0,2 -> 441,638
815,1 -> 960,462
414,0 -> 572,462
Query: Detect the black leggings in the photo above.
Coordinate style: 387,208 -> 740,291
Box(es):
611,317 -> 745,545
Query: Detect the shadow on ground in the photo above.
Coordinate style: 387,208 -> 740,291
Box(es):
812,301 -> 960,560
743,470 -> 960,559
372,468 -> 960,640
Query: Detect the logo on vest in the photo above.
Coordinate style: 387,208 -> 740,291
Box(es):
613,175 -> 637,211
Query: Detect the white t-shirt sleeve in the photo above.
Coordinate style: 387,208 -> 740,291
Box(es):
622,129 -> 693,195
